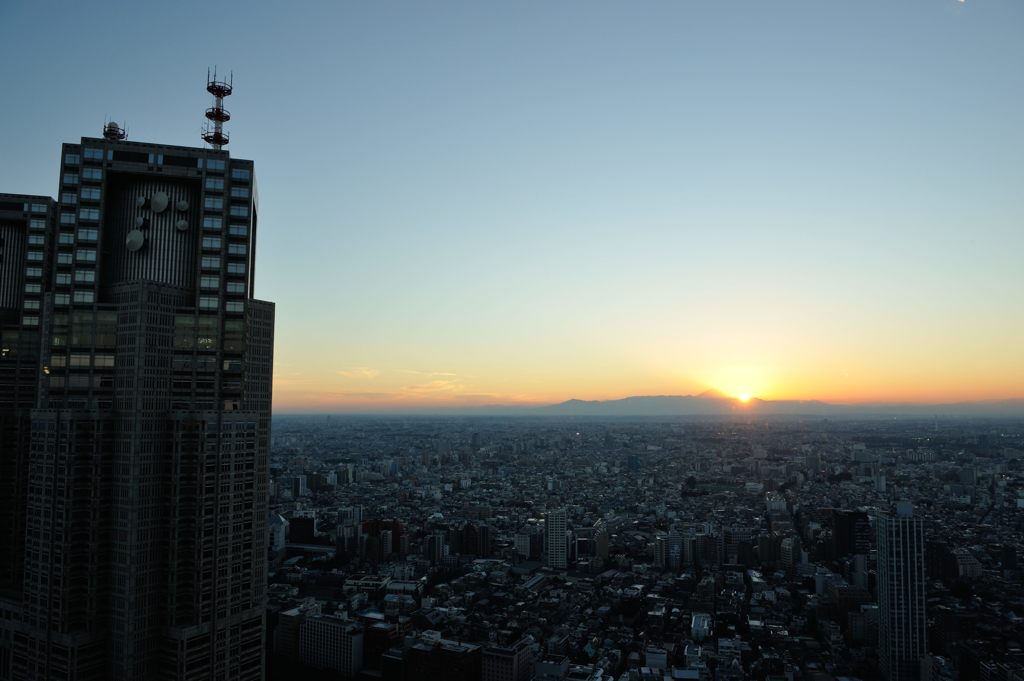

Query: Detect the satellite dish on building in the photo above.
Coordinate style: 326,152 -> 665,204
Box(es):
136,195 -> 147,208
176,199 -> 189,211
126,229 -> 145,252
151,192 -> 169,213
175,219 -> 188,232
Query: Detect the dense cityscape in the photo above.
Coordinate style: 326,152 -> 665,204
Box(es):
3,2 -> 1024,680
265,415 -> 1024,681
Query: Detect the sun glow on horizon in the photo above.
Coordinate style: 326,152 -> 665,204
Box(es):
738,392 -> 752,403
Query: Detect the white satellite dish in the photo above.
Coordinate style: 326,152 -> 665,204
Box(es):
135,195 -> 147,208
176,199 -> 189,211
125,229 -> 145,252
151,191 -> 169,213
134,215 -> 145,228
175,219 -> 188,232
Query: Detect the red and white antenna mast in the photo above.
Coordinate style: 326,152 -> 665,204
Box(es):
202,67 -> 232,149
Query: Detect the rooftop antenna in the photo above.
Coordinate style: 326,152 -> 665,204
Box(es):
202,67 -> 232,149
103,120 -> 127,142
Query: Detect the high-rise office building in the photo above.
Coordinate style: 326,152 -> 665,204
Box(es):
876,502 -> 927,681
0,81 -> 274,681
0,195 -> 55,602
544,509 -> 567,570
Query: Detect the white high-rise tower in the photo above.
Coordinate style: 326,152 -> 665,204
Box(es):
876,502 -> 927,681
544,509 -> 567,569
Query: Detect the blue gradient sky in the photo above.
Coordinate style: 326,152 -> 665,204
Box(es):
2,0 -> 1022,410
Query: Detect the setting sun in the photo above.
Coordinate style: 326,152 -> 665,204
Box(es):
738,392 -> 752,403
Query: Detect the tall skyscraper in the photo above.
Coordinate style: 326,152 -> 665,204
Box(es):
544,508 -> 567,570
0,80 -> 274,681
0,195 -> 55,600
876,501 -> 927,681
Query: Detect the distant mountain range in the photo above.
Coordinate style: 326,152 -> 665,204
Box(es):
534,393 -> 1024,418
278,393 -> 1024,418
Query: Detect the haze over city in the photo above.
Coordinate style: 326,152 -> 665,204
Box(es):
2,0 -> 1023,411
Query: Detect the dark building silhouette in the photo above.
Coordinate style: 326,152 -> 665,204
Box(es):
832,509 -> 872,558
0,195 -> 56,602
0,117 -> 273,681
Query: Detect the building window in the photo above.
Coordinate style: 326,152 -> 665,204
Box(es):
225,301 -> 244,313
203,216 -> 223,231
77,228 -> 98,241
231,168 -> 250,181
24,283 -> 41,294
76,248 -> 97,262
229,205 -> 249,218
31,203 -> 49,213
205,159 -> 226,171
200,275 -> 219,289
69,353 -> 91,367
22,316 -> 39,327
26,251 -> 43,262
95,354 -> 115,368
54,293 -> 70,306
81,168 -> 102,181
226,262 -> 245,275
80,187 -> 101,201
26,267 -> 43,278
61,192 -> 77,205
72,290 -> 95,304
230,186 -> 249,199
28,234 -> 45,246
63,173 -> 79,185
58,232 -> 74,245
83,148 -> 104,161
56,273 -> 72,285
24,300 -> 40,311
205,177 -> 224,190
60,213 -> 75,225
202,236 -> 222,250
65,153 -> 81,165
57,253 -> 72,265
50,354 -> 67,367
29,219 -> 47,230
75,269 -> 96,283
226,281 -> 245,294
199,296 -> 219,311
201,256 -> 221,270
227,243 -> 247,256
204,197 -> 224,211
228,224 -> 248,237
79,208 -> 100,221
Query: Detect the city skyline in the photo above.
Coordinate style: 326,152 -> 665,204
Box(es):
2,0 -> 1023,411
